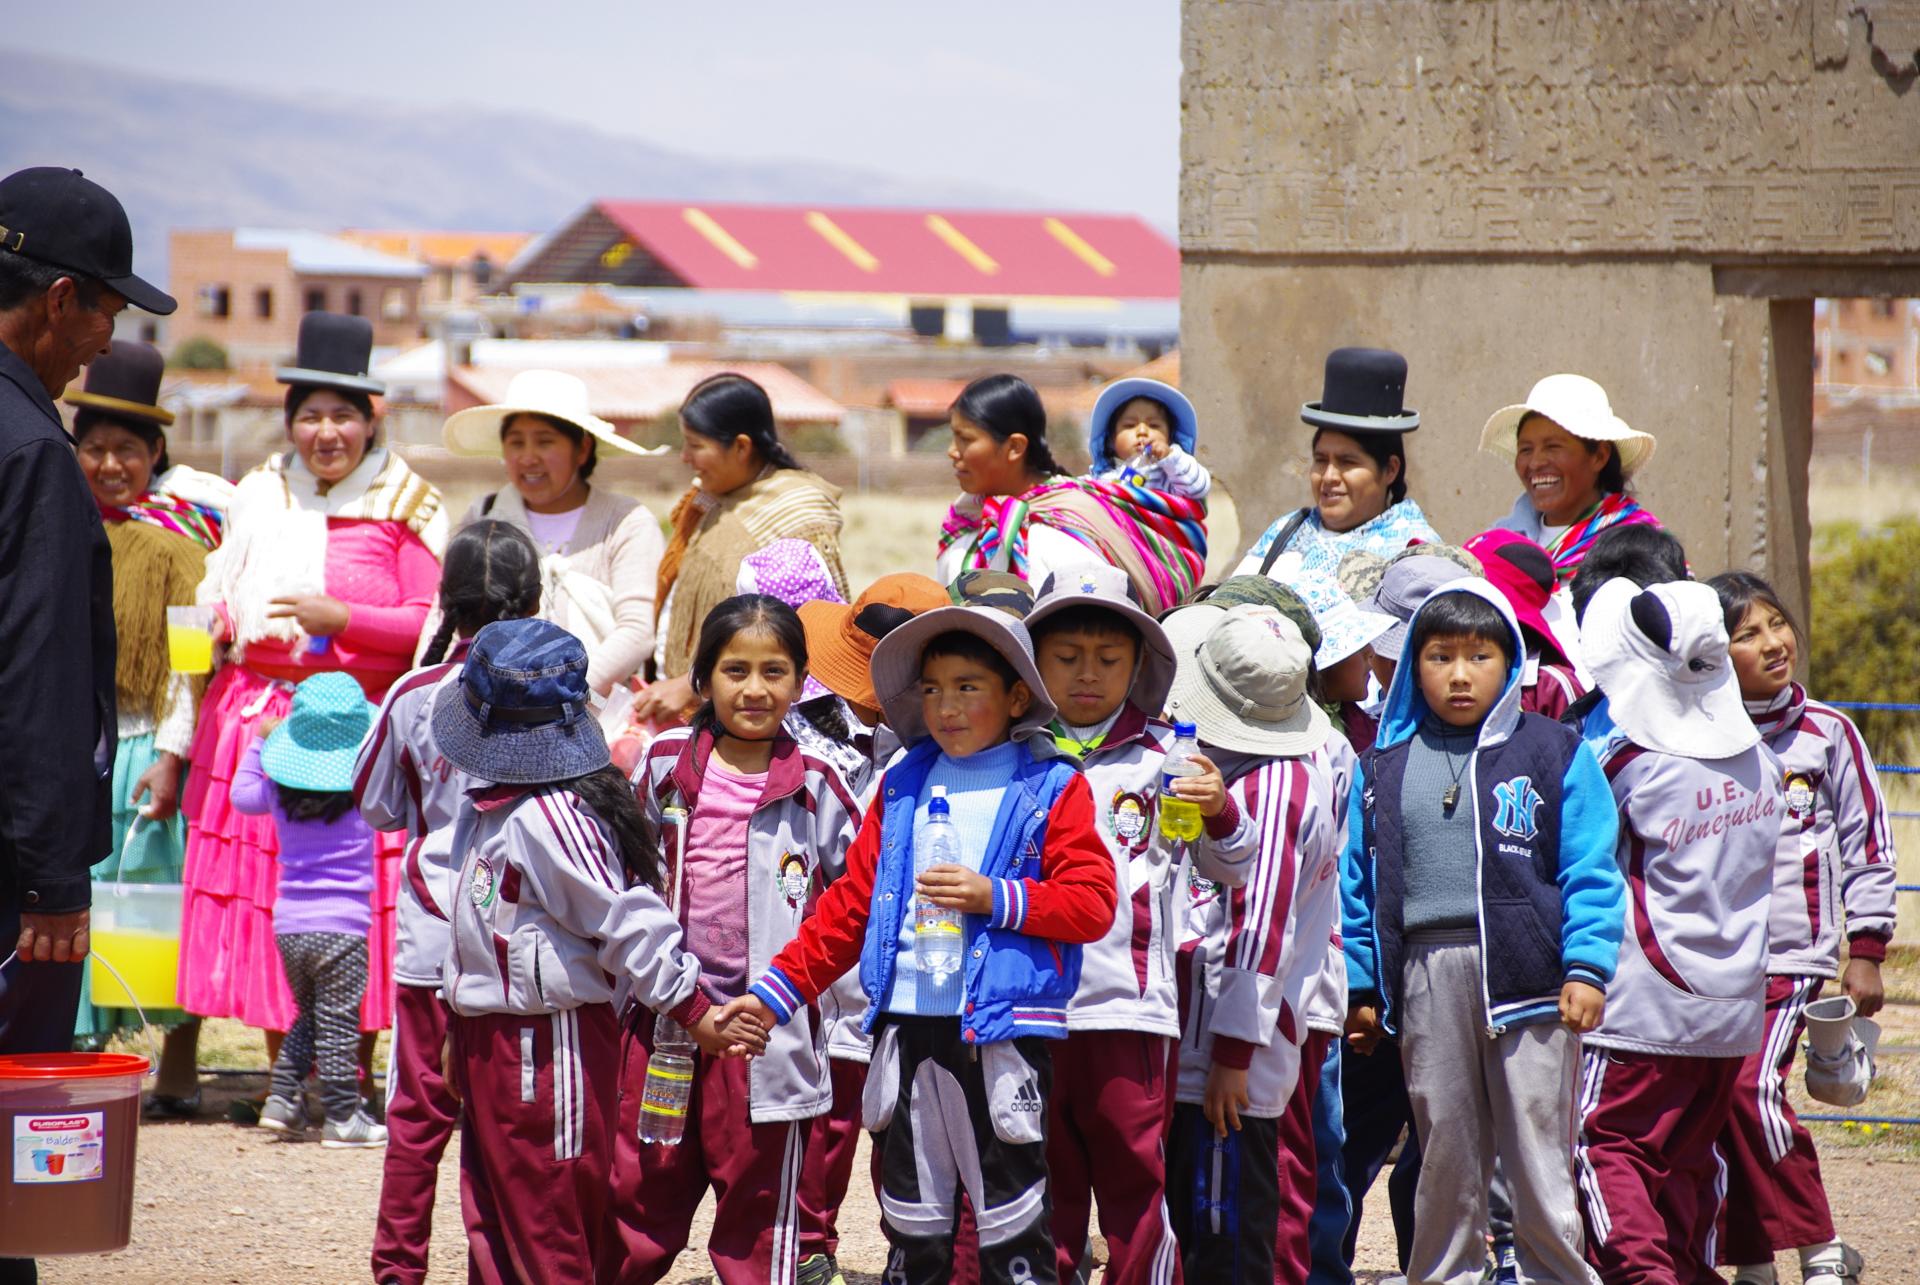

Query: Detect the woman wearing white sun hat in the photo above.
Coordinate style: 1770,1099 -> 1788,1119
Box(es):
442,368 -> 667,694
1481,374 -> 1662,592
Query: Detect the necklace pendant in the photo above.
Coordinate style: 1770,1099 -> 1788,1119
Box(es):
1442,783 -> 1461,814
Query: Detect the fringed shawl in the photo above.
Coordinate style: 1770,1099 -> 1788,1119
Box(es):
655,466 -> 846,677
108,520 -> 209,723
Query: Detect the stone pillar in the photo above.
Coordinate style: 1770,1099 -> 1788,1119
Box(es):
1182,0 -> 1920,618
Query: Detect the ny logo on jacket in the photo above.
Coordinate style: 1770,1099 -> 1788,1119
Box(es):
1492,775 -> 1544,841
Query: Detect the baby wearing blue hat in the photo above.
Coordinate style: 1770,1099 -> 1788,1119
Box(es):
1086,377 -> 1212,501
229,671 -> 387,1148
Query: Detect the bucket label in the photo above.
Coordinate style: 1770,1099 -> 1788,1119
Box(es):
12,1111 -> 105,1184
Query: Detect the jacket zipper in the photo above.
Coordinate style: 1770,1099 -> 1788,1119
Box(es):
1470,753 -> 1501,1037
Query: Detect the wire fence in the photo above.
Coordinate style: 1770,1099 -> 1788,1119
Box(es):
1804,700 -> 1920,1127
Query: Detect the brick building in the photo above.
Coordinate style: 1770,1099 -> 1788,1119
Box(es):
167,228 -> 428,368
1817,297 -> 1920,394
340,230 -> 532,310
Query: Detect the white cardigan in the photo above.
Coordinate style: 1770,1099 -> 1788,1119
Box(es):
460,485 -> 665,692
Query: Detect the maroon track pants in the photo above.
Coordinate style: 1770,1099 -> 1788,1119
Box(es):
1576,1047 -> 1742,1285
1272,1030 -> 1333,1284
606,1019 -> 805,1285
797,1055 -> 867,1261
451,1004 -> 619,1285
1046,1028 -> 1184,1285
372,983 -> 459,1285
1718,975 -> 1837,1265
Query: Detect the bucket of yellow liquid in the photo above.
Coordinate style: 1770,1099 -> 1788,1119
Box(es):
164,605 -> 214,675
88,883 -> 182,1011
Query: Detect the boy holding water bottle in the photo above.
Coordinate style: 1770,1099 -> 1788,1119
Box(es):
721,603 -> 1115,1285
1157,603 -> 1344,1283
1025,564 -> 1236,1285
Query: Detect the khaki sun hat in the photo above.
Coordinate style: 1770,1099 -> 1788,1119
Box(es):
442,368 -> 663,459
1479,374 -> 1656,477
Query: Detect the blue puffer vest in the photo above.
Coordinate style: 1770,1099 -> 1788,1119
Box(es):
858,737 -> 1080,1045
1361,715 -> 1580,1035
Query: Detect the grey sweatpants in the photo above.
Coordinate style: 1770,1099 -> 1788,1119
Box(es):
1400,931 -> 1596,1285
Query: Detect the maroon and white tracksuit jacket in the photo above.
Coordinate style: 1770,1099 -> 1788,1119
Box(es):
1746,684 -> 1897,975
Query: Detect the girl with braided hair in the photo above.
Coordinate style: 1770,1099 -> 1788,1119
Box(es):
353,519 -> 540,1285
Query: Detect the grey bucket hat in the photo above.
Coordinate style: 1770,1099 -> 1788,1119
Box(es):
870,605 -> 1057,747
1367,555 -> 1476,662
1026,563 -> 1177,716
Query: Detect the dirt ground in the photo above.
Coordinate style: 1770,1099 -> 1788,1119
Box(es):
30,1049 -> 1920,1285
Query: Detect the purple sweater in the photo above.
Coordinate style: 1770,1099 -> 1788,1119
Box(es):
231,740 -> 375,936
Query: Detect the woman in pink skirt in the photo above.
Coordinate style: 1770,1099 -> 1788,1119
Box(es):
179,313 -> 446,1103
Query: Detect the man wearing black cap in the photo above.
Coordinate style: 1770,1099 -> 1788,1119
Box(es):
0,168 -> 174,1100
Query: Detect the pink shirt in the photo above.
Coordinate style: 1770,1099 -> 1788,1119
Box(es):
681,760 -> 766,1001
240,518 -> 440,699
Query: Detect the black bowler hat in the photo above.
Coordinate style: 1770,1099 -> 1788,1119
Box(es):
275,312 -> 385,396
1300,347 -> 1419,434
0,168 -> 176,316
63,340 -> 173,426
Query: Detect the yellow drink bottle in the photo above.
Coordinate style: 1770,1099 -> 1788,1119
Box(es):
1159,721 -> 1204,842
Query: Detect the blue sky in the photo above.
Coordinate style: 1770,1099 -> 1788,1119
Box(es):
6,1 -> 1179,228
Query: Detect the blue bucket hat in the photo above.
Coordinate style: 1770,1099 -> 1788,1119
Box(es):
1087,377 -> 1197,469
430,619 -> 610,785
261,672 -> 375,792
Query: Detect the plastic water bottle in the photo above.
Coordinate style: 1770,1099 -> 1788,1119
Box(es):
638,1012 -> 695,1145
914,785 -> 965,1009
1159,721 -> 1204,842
1121,442 -> 1155,486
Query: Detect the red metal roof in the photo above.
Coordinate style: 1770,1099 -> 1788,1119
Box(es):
584,202 -> 1178,300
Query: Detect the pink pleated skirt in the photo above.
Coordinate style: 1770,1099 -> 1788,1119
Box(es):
178,664 -> 401,1032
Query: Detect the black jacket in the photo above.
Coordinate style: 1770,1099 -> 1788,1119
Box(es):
0,343 -> 116,913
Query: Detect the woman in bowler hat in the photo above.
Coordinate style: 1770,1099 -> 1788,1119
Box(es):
178,312 -> 447,1107
1236,347 -> 1444,583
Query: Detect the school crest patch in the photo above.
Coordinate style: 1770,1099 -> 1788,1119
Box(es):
1108,789 -> 1152,855
1491,776 -> 1544,842
777,852 -> 811,908
1784,771 -> 1817,823
469,856 -> 497,909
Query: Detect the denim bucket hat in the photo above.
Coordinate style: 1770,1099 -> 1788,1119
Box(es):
261,672 -> 376,792
431,618 -> 610,785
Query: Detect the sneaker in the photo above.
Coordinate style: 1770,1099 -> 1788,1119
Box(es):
1801,1242 -> 1864,1281
256,1095 -> 302,1134
321,1110 -> 389,1149
143,1090 -> 202,1121
796,1253 -> 845,1285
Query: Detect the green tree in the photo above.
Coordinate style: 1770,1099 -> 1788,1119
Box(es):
169,337 -> 229,371
1809,518 -> 1920,762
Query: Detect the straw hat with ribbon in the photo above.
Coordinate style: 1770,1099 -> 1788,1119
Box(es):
1479,374 -> 1656,477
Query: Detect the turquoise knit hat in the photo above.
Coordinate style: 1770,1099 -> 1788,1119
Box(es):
261,672 -> 375,792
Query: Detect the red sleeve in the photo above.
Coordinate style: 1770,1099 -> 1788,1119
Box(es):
339,526 -> 440,656
764,791 -> 883,1003
1007,773 -> 1117,945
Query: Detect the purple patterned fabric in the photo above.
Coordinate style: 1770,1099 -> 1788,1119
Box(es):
736,538 -> 844,700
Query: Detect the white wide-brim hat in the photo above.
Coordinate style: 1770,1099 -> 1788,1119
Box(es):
1581,577 -> 1758,760
1479,373 -> 1656,477
442,369 -> 661,459
1165,605 -> 1329,757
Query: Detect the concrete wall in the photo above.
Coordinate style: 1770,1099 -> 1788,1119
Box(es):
1181,0 -> 1920,609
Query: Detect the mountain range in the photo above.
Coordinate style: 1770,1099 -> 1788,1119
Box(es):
0,47 -> 1035,273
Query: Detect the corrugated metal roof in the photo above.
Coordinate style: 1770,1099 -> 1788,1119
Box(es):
518,202 -> 1178,300
233,228 -> 427,279
885,379 -> 966,418
450,361 -> 844,426
340,229 -> 533,268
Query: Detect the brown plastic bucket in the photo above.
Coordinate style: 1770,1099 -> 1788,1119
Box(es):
0,1053 -> 148,1256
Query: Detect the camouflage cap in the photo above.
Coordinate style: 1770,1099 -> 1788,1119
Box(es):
1208,576 -> 1323,657
1336,549 -> 1389,604
1386,541 -> 1482,578
947,569 -> 1035,619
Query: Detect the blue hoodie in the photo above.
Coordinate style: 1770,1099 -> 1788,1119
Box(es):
1340,580 -> 1626,1034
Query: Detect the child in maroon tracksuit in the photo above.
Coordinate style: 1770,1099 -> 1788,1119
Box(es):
434,619 -> 760,1284
1711,571 -> 1895,1284
354,520 -> 540,1285
1574,578 -> 1783,1283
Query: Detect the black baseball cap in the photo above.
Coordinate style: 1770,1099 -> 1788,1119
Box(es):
0,168 -> 175,315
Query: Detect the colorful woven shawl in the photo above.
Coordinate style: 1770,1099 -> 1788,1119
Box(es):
938,477 -> 1207,614
99,491 -> 224,551
1541,491 -> 1659,584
